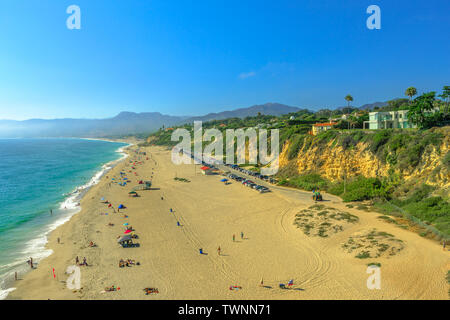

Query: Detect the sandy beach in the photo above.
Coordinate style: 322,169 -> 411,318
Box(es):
7,145 -> 449,300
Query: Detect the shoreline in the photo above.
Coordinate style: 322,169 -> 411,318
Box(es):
0,138 -> 133,300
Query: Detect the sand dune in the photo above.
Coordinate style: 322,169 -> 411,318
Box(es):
7,146 -> 449,300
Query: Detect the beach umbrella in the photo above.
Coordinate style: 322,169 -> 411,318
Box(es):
220,178 -> 228,182
118,204 -> 125,209
123,223 -> 129,226
124,229 -> 132,234
100,197 -> 105,201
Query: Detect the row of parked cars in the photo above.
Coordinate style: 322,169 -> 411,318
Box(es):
227,173 -> 270,193
224,164 -> 278,184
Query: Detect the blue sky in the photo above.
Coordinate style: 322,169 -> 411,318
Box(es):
0,0 -> 449,120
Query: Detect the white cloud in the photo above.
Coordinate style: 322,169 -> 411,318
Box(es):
238,71 -> 256,79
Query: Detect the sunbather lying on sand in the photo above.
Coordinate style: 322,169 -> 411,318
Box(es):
105,285 -> 119,292
229,285 -> 242,291
119,259 -> 140,267
143,287 -> 159,295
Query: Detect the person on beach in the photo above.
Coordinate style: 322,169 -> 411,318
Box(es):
199,248 -> 203,254
240,232 -> 244,240
50,209 -> 52,216
287,279 -> 294,288
232,234 -> 235,242
177,221 -> 180,227
217,246 -> 221,256
170,208 -> 173,213
75,256 -> 79,266
15,272 -> 18,281
83,257 -> 88,266
30,257 -> 33,269
57,237 -> 60,244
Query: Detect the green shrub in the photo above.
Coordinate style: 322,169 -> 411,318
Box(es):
287,134 -> 305,160
443,151 -> 450,170
286,174 -> 329,191
328,176 -> 387,202
370,130 -> 391,154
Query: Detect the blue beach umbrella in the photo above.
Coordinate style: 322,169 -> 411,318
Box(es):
220,178 -> 228,182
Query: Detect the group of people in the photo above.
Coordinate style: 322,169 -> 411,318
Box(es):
75,256 -> 88,266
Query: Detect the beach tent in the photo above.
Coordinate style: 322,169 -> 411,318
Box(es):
117,234 -> 132,243
200,166 -> 214,175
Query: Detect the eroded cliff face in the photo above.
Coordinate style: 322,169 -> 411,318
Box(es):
279,127 -> 450,190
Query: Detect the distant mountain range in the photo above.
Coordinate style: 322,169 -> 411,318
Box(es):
183,103 -> 301,123
0,103 -> 301,138
359,101 -> 389,110
0,101 -> 388,138
0,112 -> 187,138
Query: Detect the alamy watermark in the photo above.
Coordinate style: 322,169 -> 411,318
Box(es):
366,265 -> 381,290
66,265 -> 81,290
366,5 -> 381,30
66,5 -> 81,30
171,121 -> 279,175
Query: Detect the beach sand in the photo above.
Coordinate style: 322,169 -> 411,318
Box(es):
7,145 -> 449,300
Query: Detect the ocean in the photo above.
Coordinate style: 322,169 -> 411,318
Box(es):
0,138 -> 128,299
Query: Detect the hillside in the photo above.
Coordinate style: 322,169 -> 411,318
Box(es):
277,127 -> 450,237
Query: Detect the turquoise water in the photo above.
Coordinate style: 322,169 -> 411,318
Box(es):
0,138 -> 128,298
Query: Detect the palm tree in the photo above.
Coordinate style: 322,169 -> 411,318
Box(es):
405,87 -> 417,103
345,94 -> 353,108
344,95 -> 354,130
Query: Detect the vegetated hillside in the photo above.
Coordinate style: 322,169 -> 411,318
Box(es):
277,126 -> 450,237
